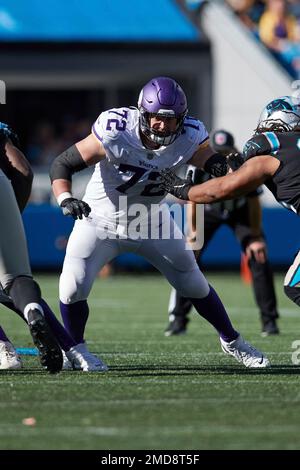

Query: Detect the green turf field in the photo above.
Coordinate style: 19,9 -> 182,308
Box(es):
0,272 -> 300,450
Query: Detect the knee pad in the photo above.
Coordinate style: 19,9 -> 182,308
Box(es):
59,270 -> 89,304
171,267 -> 209,299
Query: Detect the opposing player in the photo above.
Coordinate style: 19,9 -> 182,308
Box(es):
0,123 -> 101,372
51,77 -> 269,369
160,95 -> 300,313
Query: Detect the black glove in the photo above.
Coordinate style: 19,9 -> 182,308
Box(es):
226,152 -> 244,171
159,169 -> 194,200
0,122 -> 20,147
60,198 -> 91,220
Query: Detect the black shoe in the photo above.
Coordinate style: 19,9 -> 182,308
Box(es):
164,316 -> 189,336
27,309 -> 63,373
261,319 -> 280,337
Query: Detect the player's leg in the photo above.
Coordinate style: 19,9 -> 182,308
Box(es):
59,220 -> 120,371
284,249 -> 300,306
138,212 -> 238,342
0,284 -> 77,353
138,212 -> 269,367
0,174 -> 62,372
165,289 -> 192,336
234,209 -> 279,336
165,209 -> 220,336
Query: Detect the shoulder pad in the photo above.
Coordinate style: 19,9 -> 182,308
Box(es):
183,117 -> 208,145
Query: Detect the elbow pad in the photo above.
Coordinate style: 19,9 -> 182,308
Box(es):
50,145 -> 87,183
203,153 -> 228,177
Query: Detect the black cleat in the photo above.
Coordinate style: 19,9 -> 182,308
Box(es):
164,316 -> 189,336
27,309 -> 63,373
261,319 -> 280,337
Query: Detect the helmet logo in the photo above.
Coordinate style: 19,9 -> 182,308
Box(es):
266,98 -> 293,116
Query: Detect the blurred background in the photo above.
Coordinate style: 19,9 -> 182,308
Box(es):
1,0 -> 300,271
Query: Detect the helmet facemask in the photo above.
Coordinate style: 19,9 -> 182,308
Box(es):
139,107 -> 187,146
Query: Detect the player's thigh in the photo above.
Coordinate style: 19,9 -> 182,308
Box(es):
138,235 -> 209,298
0,174 -> 31,289
60,220 -> 120,302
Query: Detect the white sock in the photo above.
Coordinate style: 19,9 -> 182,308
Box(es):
23,303 -> 44,322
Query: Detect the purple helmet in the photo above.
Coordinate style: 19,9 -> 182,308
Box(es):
138,77 -> 188,146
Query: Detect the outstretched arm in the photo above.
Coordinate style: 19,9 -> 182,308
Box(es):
160,155 -> 280,202
188,155 -> 279,203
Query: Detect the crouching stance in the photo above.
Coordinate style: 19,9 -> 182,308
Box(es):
51,77 -> 269,370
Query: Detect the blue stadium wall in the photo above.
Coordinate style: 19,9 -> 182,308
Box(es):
23,204 -> 299,270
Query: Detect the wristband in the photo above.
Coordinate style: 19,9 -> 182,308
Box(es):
57,192 -> 72,206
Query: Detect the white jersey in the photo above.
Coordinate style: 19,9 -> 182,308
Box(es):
84,107 -> 208,231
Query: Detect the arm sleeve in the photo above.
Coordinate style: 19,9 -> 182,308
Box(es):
243,132 -> 280,160
49,145 -> 87,183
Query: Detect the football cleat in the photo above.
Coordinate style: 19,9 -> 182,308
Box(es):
220,334 -> 270,368
164,316 -> 189,336
0,340 -> 22,370
62,350 -> 72,370
27,309 -> 63,373
261,319 -> 280,337
66,343 -> 108,372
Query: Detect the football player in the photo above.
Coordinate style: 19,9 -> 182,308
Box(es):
51,77 -> 269,369
165,130 -> 280,337
159,95 -> 300,315
0,123 -> 101,372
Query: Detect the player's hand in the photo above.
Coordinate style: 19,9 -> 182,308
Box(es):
60,197 -> 91,220
246,238 -> 267,264
226,152 -> 244,172
0,122 -> 20,147
159,169 -> 194,200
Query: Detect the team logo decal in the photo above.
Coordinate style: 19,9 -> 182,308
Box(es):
266,99 -> 293,116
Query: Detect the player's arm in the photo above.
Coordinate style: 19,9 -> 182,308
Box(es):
50,134 -> 106,219
187,139 -> 243,176
0,139 -> 33,212
188,155 -> 279,203
160,155 -> 280,202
